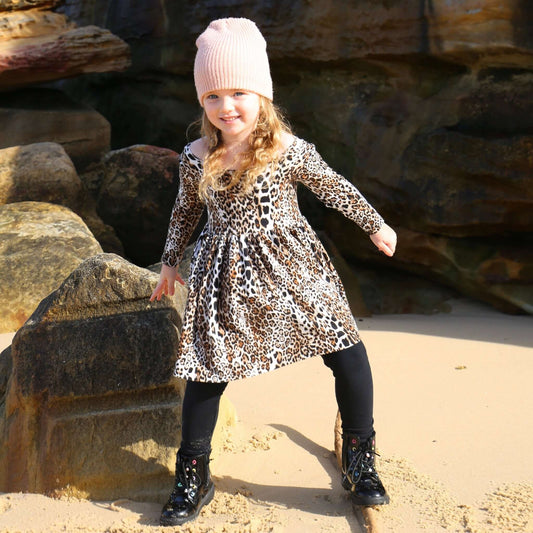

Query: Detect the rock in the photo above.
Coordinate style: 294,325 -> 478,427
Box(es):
93,144 -> 183,266
0,253 -> 235,500
0,201 -> 103,333
0,0 -> 59,10
384,129 -> 533,237
0,142 -> 82,208
0,7 -> 130,90
333,224 -> 533,315
0,141 -> 123,255
391,229 -> 533,315
58,0 -> 533,69
0,345 -> 11,400
56,0 -> 533,314
0,88 -> 111,171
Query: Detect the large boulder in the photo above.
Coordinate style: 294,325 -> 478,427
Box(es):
0,253 -> 235,500
0,4 -> 130,89
87,144 -> 183,266
0,142 -> 123,254
0,1 -> 60,11
0,88 -> 111,171
0,142 -> 82,208
0,201 -> 103,333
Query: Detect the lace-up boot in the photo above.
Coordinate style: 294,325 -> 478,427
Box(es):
160,450 -> 214,526
342,432 -> 389,506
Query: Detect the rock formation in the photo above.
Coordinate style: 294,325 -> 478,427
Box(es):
0,141 -> 123,255
0,142 -> 82,207
0,0 -> 130,89
0,201 -> 103,333
82,144 -> 183,266
0,88 -> 111,171
54,0 -> 533,314
0,253 -> 235,500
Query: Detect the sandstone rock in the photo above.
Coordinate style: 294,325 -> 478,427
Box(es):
58,0 -> 533,69
0,345 -> 11,400
56,0 -> 533,314
0,0 -> 59,10
332,224 -> 533,315
0,9 -> 130,89
0,201 -> 103,333
0,253 -> 235,500
0,141 -> 123,255
0,8 -> 75,40
388,129 -> 532,237
0,142 -> 82,208
0,88 -> 111,171
94,144 -> 183,266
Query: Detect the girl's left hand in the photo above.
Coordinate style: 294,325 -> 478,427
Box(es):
370,223 -> 397,257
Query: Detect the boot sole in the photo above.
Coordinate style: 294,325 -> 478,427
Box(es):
160,483 -> 215,527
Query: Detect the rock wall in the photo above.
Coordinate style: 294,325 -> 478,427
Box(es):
54,0 -> 532,314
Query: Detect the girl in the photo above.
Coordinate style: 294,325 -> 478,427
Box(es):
151,17 -> 397,527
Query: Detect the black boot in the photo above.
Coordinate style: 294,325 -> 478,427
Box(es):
160,450 -> 215,526
341,432 -> 390,506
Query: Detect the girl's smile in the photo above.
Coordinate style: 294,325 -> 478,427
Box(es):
203,89 -> 261,143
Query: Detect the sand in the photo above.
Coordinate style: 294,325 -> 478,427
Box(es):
1,298 -> 532,532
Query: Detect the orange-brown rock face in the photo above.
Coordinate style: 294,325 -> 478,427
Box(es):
0,201 -> 103,333
11,0 -> 533,314
0,3 -> 130,89
0,253 -> 235,500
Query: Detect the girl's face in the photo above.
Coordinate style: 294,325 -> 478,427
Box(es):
202,89 -> 261,143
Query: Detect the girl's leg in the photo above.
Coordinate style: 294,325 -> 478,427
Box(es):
322,342 -> 389,505
180,380 -> 228,455
321,341 -> 374,439
161,380 -> 228,527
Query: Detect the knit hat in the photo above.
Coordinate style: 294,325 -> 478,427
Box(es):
194,18 -> 273,104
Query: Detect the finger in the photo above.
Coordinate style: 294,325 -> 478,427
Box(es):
155,280 -> 167,301
150,282 -> 163,301
380,243 -> 394,257
176,274 -> 186,286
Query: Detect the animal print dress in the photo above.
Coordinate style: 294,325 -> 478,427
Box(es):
161,137 -> 384,383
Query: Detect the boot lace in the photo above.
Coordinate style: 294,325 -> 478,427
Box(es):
172,457 -> 201,504
345,444 -> 381,486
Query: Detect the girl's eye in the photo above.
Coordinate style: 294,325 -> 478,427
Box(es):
206,94 -> 218,100
234,91 -> 246,97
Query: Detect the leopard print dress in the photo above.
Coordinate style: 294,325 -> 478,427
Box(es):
161,136 -> 384,383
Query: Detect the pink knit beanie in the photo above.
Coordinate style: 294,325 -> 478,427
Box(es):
194,18 -> 273,104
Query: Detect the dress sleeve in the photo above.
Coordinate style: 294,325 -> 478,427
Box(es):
295,141 -> 384,235
161,151 -> 205,267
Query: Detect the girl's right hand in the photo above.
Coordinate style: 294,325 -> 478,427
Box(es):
150,264 -> 185,301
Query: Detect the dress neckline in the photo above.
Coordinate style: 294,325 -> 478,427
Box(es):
185,136 -> 298,168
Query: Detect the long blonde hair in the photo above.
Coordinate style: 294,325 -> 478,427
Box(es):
198,96 -> 292,200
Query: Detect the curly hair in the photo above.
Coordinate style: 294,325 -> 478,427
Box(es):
197,96 -> 292,201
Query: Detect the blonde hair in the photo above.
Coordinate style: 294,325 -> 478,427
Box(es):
198,96 -> 292,200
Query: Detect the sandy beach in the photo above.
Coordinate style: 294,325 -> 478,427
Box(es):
1,298 -> 532,532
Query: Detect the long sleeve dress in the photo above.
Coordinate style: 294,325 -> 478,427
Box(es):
161,136 -> 384,383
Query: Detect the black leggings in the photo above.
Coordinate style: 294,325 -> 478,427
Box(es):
180,341 -> 374,456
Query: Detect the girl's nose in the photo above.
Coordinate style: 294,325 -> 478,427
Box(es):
220,96 -> 234,113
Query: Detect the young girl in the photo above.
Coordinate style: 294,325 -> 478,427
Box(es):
151,17 -> 397,527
